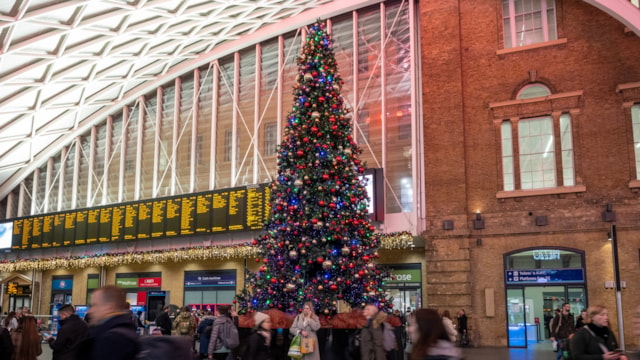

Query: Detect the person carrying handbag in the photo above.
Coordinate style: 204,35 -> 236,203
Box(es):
290,302 -> 321,360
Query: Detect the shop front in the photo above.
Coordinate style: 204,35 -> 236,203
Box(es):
504,248 -> 587,347
386,263 -> 422,314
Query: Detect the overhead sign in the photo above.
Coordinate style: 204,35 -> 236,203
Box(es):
116,278 -> 139,288
52,279 -> 73,290
506,269 -> 585,284
138,277 -> 161,288
184,271 -> 236,288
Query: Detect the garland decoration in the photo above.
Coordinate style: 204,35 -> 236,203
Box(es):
376,231 -> 415,250
0,245 -> 258,272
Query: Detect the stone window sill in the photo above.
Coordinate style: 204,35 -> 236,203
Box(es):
496,38 -> 568,56
496,185 -> 586,199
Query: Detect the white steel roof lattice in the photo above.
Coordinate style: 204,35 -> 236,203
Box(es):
0,0 -> 380,202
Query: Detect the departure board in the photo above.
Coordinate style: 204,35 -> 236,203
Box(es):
212,191 -> 229,232
75,211 -> 87,245
246,185 -> 265,230
8,183 -> 277,250
31,216 -> 42,249
124,204 -> 138,240
86,209 -> 100,244
53,214 -> 65,247
98,207 -> 112,243
195,194 -> 212,232
22,218 -> 33,249
151,200 -> 166,238
165,198 -> 181,237
111,206 -> 125,242
42,215 -> 53,248
138,201 -> 152,239
64,212 -> 76,246
181,195 -> 196,235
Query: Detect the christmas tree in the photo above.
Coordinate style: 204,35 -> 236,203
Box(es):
236,21 -> 391,317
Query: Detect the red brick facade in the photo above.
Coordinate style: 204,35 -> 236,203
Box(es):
419,0 -> 640,346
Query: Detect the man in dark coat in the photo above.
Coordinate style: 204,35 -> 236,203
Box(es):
77,285 -> 139,360
155,305 -> 172,335
550,302 -> 575,360
47,304 -> 89,360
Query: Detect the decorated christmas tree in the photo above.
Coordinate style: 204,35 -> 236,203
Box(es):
236,21 -> 391,317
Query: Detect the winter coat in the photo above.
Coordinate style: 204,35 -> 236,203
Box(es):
360,311 -> 387,360
244,330 -> 271,360
48,314 -> 89,360
456,314 -> 467,333
155,311 -> 172,335
442,317 -> 457,342
208,315 -> 234,355
0,327 -> 13,360
422,339 -> 462,360
551,312 -> 575,339
76,312 -> 138,360
290,314 -> 321,360
197,315 -> 214,355
571,324 -> 620,360
173,311 -> 197,337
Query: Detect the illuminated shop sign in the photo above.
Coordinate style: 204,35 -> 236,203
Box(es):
532,249 -> 560,260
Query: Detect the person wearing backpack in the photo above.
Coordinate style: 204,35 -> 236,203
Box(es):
207,305 -> 239,360
290,302 -> 321,360
77,285 -> 138,360
197,310 -> 215,359
173,306 -> 197,338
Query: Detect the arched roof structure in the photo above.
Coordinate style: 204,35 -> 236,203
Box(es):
0,0 -> 381,200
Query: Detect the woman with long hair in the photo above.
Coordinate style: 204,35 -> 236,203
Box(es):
290,302 -> 321,360
3,311 -> 17,332
10,316 -> 42,360
408,309 -> 461,360
571,305 -> 627,360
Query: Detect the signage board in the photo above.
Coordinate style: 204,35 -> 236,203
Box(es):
506,269 -> 585,284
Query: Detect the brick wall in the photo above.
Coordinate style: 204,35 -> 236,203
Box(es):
420,0 -> 640,346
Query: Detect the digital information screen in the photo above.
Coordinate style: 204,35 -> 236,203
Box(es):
9,184 -> 273,250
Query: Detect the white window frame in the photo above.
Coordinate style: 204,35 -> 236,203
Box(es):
503,0 -> 557,49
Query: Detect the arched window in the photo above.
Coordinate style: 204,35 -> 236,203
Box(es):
517,84 -> 551,99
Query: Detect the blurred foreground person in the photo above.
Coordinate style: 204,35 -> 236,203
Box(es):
571,305 -> 627,360
407,309 -> 461,360
77,285 -> 138,360
244,312 -> 272,360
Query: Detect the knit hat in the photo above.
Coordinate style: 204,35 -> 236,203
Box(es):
253,312 -> 269,329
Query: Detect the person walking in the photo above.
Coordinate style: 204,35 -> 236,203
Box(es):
155,305 -> 172,335
76,285 -> 139,360
198,310 -> 215,359
407,309 -> 461,360
207,305 -> 237,360
550,303 -> 575,360
244,312 -> 272,360
571,305 -> 627,360
360,304 -> 387,360
10,316 -> 42,360
441,310 -> 457,343
456,309 -> 468,347
290,302 -> 321,360
576,309 -> 587,330
46,304 -> 89,360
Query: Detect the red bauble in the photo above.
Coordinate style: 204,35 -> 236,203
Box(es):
318,200 -> 325,206
317,257 -> 324,264
322,174 -> 330,181
296,150 -> 304,157
329,284 -> 338,291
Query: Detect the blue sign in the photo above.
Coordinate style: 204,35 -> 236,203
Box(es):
52,279 -> 73,290
147,291 -> 166,297
184,271 -> 236,288
506,269 -> 584,284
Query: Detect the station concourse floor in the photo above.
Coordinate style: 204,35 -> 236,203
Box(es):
38,341 -> 553,360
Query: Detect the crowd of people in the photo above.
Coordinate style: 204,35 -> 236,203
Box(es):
3,288 -> 640,360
